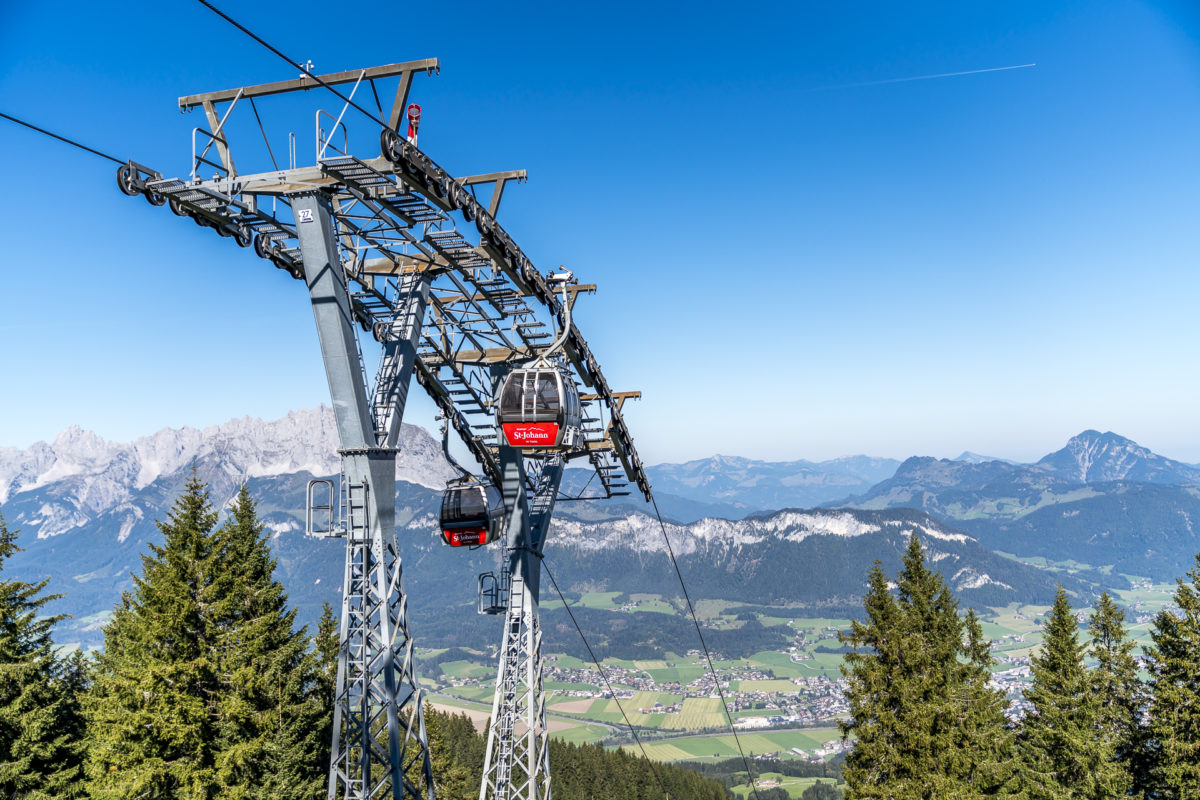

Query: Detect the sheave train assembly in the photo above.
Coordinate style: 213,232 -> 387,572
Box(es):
116,58 -> 652,800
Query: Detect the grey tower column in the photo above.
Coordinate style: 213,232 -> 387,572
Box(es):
292,191 -> 436,800
479,447 -> 564,800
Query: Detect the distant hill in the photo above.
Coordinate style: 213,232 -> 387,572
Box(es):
962,483 -> 1200,579
954,451 -> 1014,464
839,430 -> 1200,578
643,453 -> 901,514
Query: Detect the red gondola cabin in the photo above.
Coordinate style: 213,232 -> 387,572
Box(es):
496,367 -> 582,449
440,482 -> 503,547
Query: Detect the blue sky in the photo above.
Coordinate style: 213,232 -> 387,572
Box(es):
1,1 -> 1199,465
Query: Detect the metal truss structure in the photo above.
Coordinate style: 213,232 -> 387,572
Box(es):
119,59 -> 650,800
478,448 -> 564,800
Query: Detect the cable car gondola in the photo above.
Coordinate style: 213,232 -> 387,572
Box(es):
496,367 -> 582,449
495,270 -> 583,450
440,481 -> 504,547
436,418 -> 505,547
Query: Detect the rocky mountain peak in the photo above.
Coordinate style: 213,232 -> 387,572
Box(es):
953,451 -> 1010,464
705,454 -> 752,471
1036,430 -> 1200,484
0,407 -> 457,526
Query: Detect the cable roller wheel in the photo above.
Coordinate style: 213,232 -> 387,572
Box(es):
402,150 -> 420,175
252,233 -> 272,259
116,164 -> 140,196
380,127 -> 402,163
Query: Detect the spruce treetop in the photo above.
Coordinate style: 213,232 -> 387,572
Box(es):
841,533 -> 1014,797
0,512 -> 83,796
1144,551 -> 1200,795
1018,585 -> 1127,800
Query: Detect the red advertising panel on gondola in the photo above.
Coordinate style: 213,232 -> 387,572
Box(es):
443,527 -> 489,547
502,422 -> 561,447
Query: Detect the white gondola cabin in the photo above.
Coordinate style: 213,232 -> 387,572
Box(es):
496,367 -> 582,449
440,482 -> 504,547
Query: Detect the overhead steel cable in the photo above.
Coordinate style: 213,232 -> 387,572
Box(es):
648,495 -> 764,800
540,557 -> 671,798
0,112 -> 125,165
193,0 -> 394,133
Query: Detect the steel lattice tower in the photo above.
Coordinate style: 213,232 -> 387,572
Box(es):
294,193 -> 436,800
479,452 -> 562,800
481,575 -> 548,800
119,53 -> 651,800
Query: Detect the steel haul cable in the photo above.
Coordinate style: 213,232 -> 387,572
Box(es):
0,112 -> 125,165
194,0 -> 397,133
649,496 -> 764,800
540,556 -> 671,798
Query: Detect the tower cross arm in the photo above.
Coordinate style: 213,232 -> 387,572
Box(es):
451,170 -> 528,218
178,58 -> 440,109
455,170 -> 527,186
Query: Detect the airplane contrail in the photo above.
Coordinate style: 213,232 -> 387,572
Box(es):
806,62 -> 1037,92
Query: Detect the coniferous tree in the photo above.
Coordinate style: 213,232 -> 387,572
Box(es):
802,783 -> 843,800
315,601 -> 338,698
840,563 -> 904,795
1088,592 -> 1146,795
84,473 -> 224,798
960,608 -> 1020,793
1144,553 -> 1200,797
423,702 -> 475,800
315,599 -> 338,776
1017,586 -> 1124,799
210,485 -> 325,799
840,535 -> 1015,799
0,512 -> 86,798
57,648 -> 92,789
85,476 -> 325,798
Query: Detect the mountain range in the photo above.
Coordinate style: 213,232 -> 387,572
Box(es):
0,407 -> 1100,651
643,454 -> 901,516
0,407 -> 458,541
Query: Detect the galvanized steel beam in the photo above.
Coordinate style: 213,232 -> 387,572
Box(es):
293,193 -> 436,800
180,59 -> 441,109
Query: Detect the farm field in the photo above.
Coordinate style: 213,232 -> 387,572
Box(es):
629,594 -> 678,615
575,591 -> 622,609
429,695 -> 609,745
736,679 -> 799,693
787,652 -> 845,677
439,659 -> 492,680
731,776 -> 843,799
661,697 -> 726,730
630,727 -> 842,762
544,680 -> 600,692
642,663 -> 708,684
